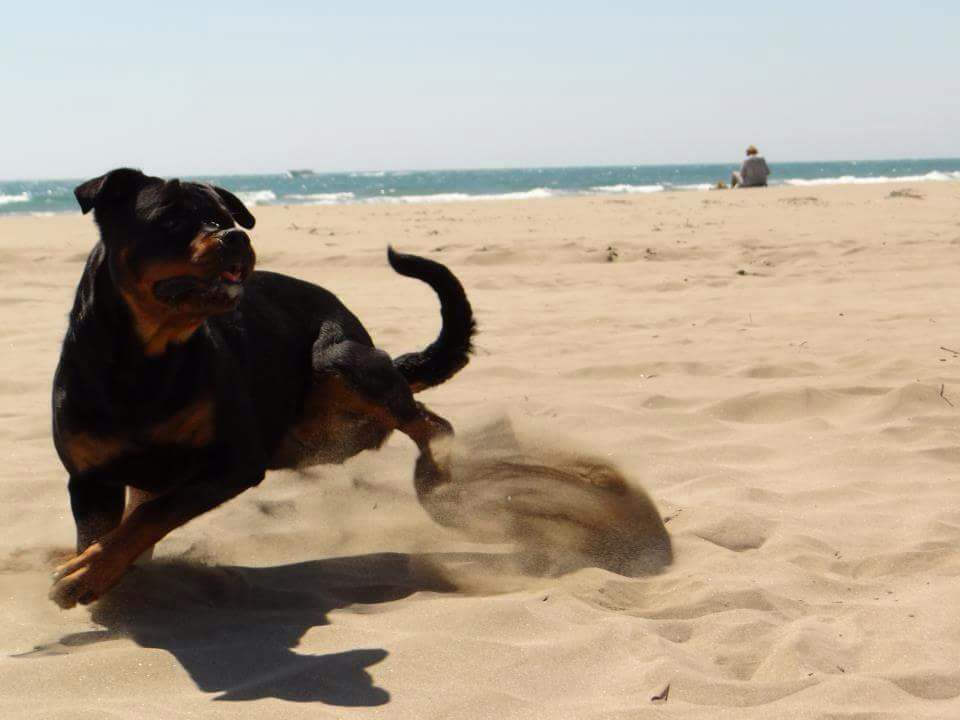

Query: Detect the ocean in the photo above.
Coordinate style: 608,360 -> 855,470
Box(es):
2,158 -> 959,217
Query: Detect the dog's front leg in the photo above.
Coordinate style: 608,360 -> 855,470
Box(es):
50,469 -> 262,609
68,475 -> 126,554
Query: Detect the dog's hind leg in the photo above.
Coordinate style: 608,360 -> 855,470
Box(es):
398,404 -> 454,504
308,336 -> 455,507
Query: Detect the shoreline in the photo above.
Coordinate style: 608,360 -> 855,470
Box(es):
2,177 -> 959,221
3,158 -> 960,217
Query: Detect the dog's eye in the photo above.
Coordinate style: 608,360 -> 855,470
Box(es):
160,217 -> 184,233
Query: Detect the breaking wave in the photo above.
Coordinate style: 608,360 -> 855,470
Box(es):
235,190 -> 277,205
0,192 -> 29,205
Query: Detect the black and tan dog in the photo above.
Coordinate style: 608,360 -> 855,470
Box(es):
50,168 -> 474,608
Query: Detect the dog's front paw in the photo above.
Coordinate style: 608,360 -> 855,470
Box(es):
49,542 -> 131,609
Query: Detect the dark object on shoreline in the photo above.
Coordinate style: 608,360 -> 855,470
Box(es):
888,188 -> 923,200
731,145 -> 770,189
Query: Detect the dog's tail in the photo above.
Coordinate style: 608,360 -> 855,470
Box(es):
388,246 -> 476,392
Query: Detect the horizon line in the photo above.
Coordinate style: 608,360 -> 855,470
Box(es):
4,155 -> 960,184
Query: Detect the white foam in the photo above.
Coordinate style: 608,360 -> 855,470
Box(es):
0,192 -> 29,205
372,192 -> 473,204
591,184 -> 664,194
785,171 -> 960,187
487,188 -> 556,201
235,190 -> 277,205
285,192 -> 355,204
675,183 -> 714,191
370,188 -> 557,204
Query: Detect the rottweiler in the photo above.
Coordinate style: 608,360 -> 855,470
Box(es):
50,168 -> 474,608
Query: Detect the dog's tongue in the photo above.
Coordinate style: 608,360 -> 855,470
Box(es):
221,270 -> 242,283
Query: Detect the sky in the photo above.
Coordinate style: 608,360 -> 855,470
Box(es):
2,1 -> 959,179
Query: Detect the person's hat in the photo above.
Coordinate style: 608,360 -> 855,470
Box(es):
746,145 -> 759,155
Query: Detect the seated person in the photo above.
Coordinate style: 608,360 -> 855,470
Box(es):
731,145 -> 770,188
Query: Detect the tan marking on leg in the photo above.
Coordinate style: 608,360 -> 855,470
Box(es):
50,533 -> 138,608
124,487 -> 161,563
50,499 -> 179,608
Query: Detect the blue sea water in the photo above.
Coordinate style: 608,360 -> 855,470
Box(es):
2,158 -> 959,217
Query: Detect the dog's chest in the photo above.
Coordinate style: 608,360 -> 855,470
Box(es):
61,396 -> 215,474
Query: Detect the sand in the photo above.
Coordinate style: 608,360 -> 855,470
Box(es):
2,180 -> 960,718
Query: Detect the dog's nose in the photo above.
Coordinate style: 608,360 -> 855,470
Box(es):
220,229 -> 250,250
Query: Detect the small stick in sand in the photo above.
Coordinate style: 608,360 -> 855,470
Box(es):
940,346 -> 960,356
940,384 -> 953,407
651,684 -> 670,703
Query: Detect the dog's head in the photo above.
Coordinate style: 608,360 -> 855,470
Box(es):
75,169 -> 257,341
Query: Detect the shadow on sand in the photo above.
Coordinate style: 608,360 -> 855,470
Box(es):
16,438 -> 673,707
17,541 -> 671,705
19,552 -> 460,705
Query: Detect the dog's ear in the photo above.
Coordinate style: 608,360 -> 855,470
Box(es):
74,168 -> 149,214
213,186 -> 256,229
161,178 -> 183,205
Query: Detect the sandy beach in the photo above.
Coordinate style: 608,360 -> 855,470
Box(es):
2,180 -> 960,718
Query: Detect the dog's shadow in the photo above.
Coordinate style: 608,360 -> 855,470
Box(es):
22,553 -> 462,705
17,521 -> 672,706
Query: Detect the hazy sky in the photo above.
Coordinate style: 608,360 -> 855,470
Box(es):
3,1 -> 958,179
